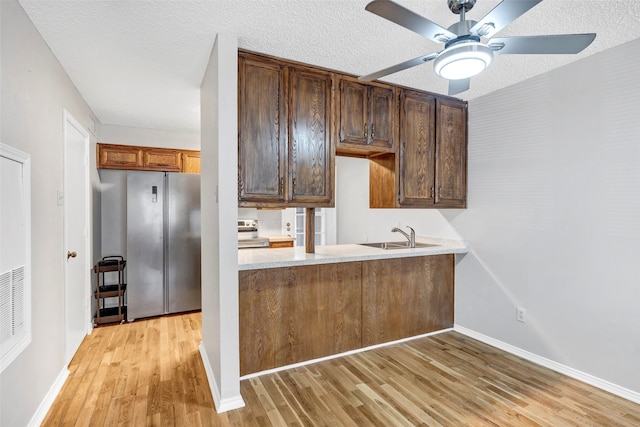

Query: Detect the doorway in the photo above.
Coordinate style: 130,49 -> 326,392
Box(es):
63,110 -> 90,364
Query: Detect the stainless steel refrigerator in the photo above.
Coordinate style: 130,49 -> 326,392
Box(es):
126,171 -> 201,320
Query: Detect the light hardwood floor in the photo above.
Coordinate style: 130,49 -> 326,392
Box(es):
42,312 -> 640,426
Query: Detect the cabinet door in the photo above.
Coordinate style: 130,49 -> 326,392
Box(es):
398,90 -> 436,206
435,99 -> 467,208
339,78 -> 368,146
182,151 -> 200,174
288,67 -> 334,206
97,143 -> 142,169
362,255 -> 454,347
238,55 -> 287,205
239,262 -> 362,376
369,85 -> 395,150
142,148 -> 182,172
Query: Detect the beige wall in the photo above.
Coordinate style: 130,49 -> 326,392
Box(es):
100,123 -> 200,150
452,37 -> 640,397
1,1 -> 101,425
200,34 -> 244,411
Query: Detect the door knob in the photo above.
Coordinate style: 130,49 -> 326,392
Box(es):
67,251 -> 77,260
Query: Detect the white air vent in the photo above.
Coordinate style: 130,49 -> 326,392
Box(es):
0,271 -> 12,343
0,267 -> 25,348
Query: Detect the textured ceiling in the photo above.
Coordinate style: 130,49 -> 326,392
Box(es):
18,0 -> 640,133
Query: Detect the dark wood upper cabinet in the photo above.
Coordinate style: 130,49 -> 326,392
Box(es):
338,77 -> 396,156
398,90 -> 436,207
238,52 -> 334,207
237,55 -> 288,205
435,98 -> 467,207
288,67 -> 334,205
369,85 -> 395,150
237,50 -> 466,209
371,89 -> 467,209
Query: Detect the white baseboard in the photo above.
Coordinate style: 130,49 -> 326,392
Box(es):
198,343 -> 245,413
27,367 -> 70,427
454,325 -> 640,405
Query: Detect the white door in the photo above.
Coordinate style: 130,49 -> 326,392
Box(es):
63,110 -> 90,364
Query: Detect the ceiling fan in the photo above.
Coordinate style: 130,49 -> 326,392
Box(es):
359,0 -> 596,95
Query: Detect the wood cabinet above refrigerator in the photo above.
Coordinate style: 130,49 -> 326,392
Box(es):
97,143 -> 200,173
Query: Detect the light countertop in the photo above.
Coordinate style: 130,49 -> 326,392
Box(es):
238,236 -> 468,271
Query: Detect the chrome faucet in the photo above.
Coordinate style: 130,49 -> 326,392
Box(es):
391,226 -> 415,248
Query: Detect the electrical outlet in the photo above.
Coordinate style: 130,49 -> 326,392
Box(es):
516,307 -> 527,323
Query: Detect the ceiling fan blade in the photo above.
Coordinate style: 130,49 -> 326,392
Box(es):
359,52 -> 439,82
365,0 -> 456,43
489,34 -> 596,54
470,0 -> 542,38
449,78 -> 470,96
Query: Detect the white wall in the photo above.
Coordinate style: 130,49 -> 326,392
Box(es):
200,34 -> 244,411
99,170 -> 127,257
335,156 -> 463,244
101,124 -> 200,150
449,37 -> 640,395
0,1 -> 101,425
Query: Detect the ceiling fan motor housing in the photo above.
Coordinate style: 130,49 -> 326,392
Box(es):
447,0 -> 477,14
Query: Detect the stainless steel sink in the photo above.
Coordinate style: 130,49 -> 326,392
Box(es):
358,241 -> 438,250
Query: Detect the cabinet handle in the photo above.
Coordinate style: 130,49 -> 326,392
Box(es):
438,186 -> 442,198
371,124 -> 375,138
363,124 -> 368,138
292,178 -> 296,195
430,186 -> 434,198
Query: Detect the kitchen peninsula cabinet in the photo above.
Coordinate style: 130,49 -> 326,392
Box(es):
238,247 -> 458,375
338,77 -> 396,156
370,90 -> 467,209
239,262 -> 362,376
361,255 -> 454,347
238,51 -> 335,208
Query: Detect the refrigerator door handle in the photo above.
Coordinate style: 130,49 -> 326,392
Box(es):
152,185 -> 158,203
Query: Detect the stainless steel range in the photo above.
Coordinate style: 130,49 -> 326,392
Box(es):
238,219 -> 269,249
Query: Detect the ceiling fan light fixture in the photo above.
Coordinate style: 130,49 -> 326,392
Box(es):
434,42 -> 494,80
